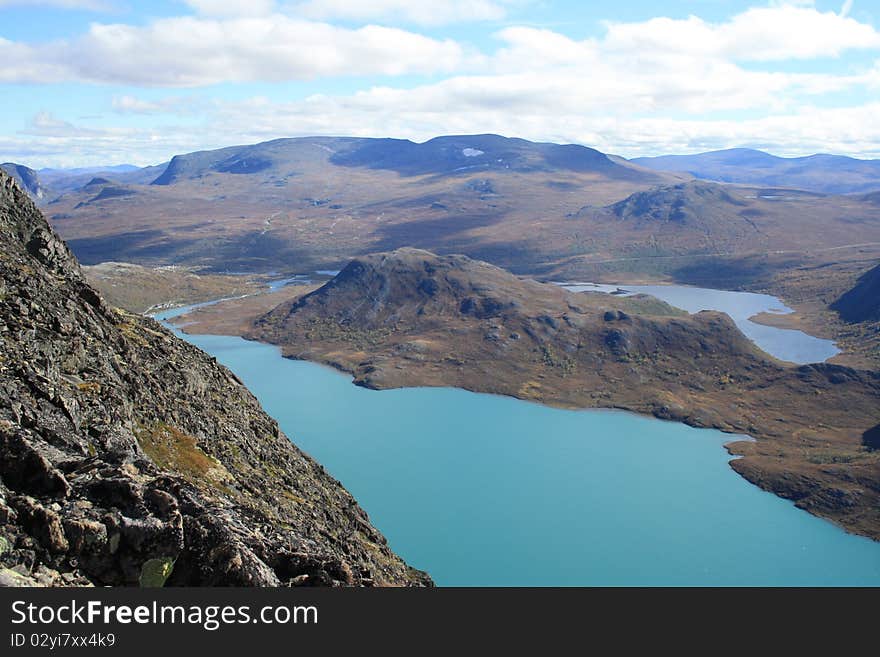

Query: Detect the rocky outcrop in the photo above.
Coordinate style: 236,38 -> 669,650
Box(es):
0,170 -> 430,587
0,163 -> 44,201
609,181 -> 749,225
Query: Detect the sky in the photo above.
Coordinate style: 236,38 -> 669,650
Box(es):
1,0 -> 879,168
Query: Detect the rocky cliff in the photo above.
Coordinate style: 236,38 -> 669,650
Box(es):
0,163 -> 44,201
0,170 -> 430,587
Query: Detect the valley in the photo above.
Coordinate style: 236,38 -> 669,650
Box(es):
7,0 -> 880,600
4,134 -> 880,588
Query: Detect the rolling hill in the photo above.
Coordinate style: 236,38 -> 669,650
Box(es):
44,134 -> 679,272
150,134 -> 650,185
36,135 -> 880,286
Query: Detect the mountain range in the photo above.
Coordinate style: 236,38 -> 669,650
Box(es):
38,135 -> 683,274
3,135 -> 878,291
7,136 -> 874,285
632,148 -> 880,195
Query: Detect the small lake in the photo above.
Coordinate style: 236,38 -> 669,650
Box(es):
558,282 -> 839,364
156,305 -> 880,586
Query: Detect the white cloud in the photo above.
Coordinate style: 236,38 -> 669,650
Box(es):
3,2 -> 880,166
27,111 -> 80,136
202,95 -> 880,160
183,0 -> 276,17
2,3 -> 878,88
602,4 -> 880,61
7,94 -> 880,169
2,115 -> 199,168
289,0 -> 512,26
0,17 -> 465,86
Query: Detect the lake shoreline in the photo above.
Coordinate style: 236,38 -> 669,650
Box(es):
154,324 -> 880,585
158,273 -> 880,544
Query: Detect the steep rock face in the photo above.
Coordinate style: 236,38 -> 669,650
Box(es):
831,263 -> 880,323
1,163 -> 44,201
0,171 -> 429,587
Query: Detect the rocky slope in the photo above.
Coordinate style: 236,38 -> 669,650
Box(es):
0,170 -> 430,587
832,262 -> 880,324
608,181 -> 750,225
247,248 -> 880,540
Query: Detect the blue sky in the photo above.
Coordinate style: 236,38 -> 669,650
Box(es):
1,0 -> 878,167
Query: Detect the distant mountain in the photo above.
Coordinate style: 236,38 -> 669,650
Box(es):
74,178 -> 140,208
41,164 -> 168,197
150,137 -> 356,185
327,134 -> 647,179
46,134 -> 680,272
831,263 -> 880,323
1,162 -> 45,200
576,180 -> 769,256
151,134 -> 655,185
632,148 -> 880,194
39,164 -> 140,177
41,135 -> 880,280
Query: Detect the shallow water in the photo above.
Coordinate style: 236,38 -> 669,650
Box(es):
155,306 -> 880,586
559,282 -> 839,364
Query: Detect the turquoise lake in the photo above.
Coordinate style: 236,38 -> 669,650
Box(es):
155,286 -> 880,586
